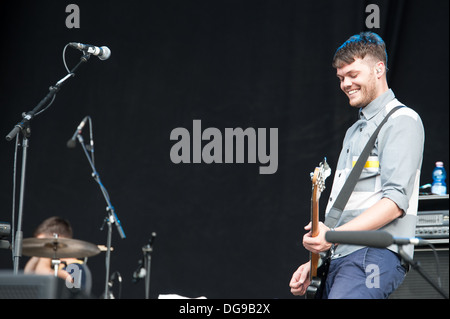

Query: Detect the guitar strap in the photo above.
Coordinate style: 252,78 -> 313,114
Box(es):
324,104 -> 404,229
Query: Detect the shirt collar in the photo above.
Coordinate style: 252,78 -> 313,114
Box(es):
359,89 -> 395,120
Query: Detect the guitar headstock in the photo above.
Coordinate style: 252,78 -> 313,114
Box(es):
310,157 -> 331,196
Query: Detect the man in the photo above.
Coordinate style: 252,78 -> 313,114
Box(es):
289,32 -> 424,298
24,216 -> 92,296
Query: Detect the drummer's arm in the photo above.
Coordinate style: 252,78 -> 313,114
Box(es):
24,256 -> 40,273
25,257 -> 71,281
25,257 -> 54,276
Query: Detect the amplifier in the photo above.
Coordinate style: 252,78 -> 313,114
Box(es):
390,195 -> 449,299
415,210 -> 449,239
416,195 -> 449,240
390,243 -> 449,299
0,272 -> 61,299
0,271 -> 89,299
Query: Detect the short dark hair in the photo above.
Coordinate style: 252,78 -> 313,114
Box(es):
33,216 -> 73,238
332,32 -> 388,69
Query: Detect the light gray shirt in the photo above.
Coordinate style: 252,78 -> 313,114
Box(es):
325,89 -> 425,258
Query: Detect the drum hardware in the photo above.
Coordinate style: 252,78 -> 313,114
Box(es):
22,234 -> 100,278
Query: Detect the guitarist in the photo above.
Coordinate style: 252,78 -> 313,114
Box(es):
289,32 -> 424,299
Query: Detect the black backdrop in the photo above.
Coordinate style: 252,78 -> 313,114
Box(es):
0,0 -> 448,299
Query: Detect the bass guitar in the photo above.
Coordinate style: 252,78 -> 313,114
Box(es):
305,158 -> 331,299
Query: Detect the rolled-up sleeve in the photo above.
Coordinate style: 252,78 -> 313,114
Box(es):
377,108 -> 425,214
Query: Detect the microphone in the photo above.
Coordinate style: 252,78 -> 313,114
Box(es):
133,233 -> 157,284
391,236 -> 428,246
69,42 -> 111,60
110,271 -> 122,284
132,259 -> 146,283
148,232 -> 157,247
67,116 -> 89,148
325,230 -> 428,248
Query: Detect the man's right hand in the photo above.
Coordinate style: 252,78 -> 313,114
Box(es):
289,261 -> 311,296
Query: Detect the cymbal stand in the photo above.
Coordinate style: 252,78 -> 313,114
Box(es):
50,234 -> 61,277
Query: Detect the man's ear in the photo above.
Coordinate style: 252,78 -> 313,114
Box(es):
375,61 -> 385,77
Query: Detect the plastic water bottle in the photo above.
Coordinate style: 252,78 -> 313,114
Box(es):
431,161 -> 447,195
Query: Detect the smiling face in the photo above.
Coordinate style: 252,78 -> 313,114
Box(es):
336,57 -> 386,108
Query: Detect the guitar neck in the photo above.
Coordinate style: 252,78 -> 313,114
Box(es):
311,188 -> 319,237
310,185 -> 320,278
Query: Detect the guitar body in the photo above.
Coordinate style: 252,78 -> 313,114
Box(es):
305,159 -> 331,299
306,254 -> 330,299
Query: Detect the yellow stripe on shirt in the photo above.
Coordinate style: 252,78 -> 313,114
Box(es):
352,160 -> 379,168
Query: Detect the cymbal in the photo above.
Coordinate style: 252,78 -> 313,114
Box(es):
22,237 -> 101,258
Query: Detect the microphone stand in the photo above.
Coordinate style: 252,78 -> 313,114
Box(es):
143,233 -> 156,299
74,133 -> 126,299
397,245 -> 448,299
6,52 -> 91,274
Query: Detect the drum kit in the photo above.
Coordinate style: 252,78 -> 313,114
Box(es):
14,234 -> 155,299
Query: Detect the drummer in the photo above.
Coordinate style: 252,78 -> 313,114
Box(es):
24,216 -> 92,295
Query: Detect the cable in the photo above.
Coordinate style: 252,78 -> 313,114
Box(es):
87,116 -> 95,166
62,43 -> 71,73
35,43 -> 76,117
32,44 -> 70,117
425,241 -> 443,288
108,271 -> 122,299
34,93 -> 56,116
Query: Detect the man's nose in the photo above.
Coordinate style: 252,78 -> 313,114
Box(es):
342,77 -> 352,88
